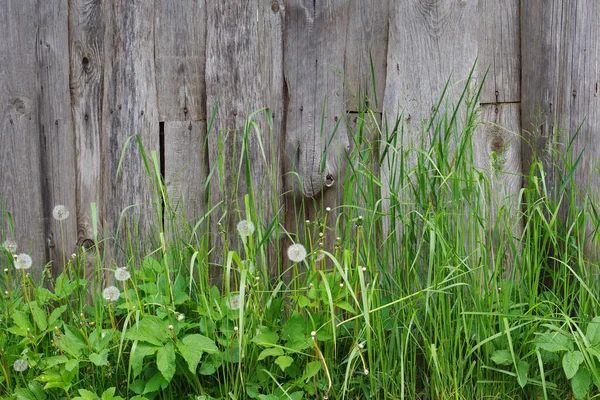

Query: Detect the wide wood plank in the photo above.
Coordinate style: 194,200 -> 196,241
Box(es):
155,0 -> 206,122
0,0 -> 46,275
69,0 -> 105,276
101,1 -> 159,268
206,1 -> 284,281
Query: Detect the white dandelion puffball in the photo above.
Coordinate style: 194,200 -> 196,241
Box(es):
2,239 -> 17,254
177,313 -> 185,321
287,243 -> 307,263
226,294 -> 241,311
236,220 -> 255,237
114,267 -> 131,282
14,253 -> 32,270
102,286 -> 120,302
52,205 -> 70,221
13,359 -> 29,372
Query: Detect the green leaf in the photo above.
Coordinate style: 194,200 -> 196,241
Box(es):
130,343 -> 158,379
15,388 -> 38,400
156,342 -> 176,382
275,355 -> 294,371
571,366 -> 591,400
28,381 -> 46,400
48,305 -> 67,328
516,359 -> 528,388
12,311 -> 33,334
586,316 -> 600,346
282,313 -> 306,343
59,326 -> 87,358
142,256 -> 163,274
73,389 -> 97,400
257,347 -> 284,361
302,361 -> 321,382
30,303 -> 47,331
563,350 -> 584,379
336,301 -> 356,314
143,372 -> 166,395
251,331 -> 279,346
65,359 -> 79,372
533,331 -> 573,353
176,333 -> 218,373
101,387 -> 124,400
491,349 -> 512,366
125,316 -> 170,346
89,349 -> 109,366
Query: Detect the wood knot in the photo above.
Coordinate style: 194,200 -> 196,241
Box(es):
324,174 -> 335,188
271,2 -> 279,12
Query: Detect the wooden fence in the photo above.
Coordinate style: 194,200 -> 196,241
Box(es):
1,1 -> 599,277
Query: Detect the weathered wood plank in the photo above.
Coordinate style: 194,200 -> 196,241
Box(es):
37,1 -> 78,272
0,0 -> 46,275
206,1 -> 283,281
283,0 -> 350,261
101,1 -> 159,268
477,0 -> 520,104
521,0 -> 600,257
69,0 -> 105,278
155,0 -> 206,122
344,0 -> 389,112
164,121 -> 208,226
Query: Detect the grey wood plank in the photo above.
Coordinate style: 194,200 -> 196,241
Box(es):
206,1 -> 284,282
69,0 -> 105,281
101,1 -> 159,268
37,1 -> 78,273
155,0 -> 206,122
0,0 -> 46,276
344,0 -> 389,112
477,0 -> 520,104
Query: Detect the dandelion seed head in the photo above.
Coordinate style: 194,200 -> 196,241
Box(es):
114,267 -> 131,282
358,343 -> 364,349
168,324 -> 174,331
287,243 -> 306,263
314,251 -> 325,262
363,368 -> 369,375
325,207 -> 331,212
102,286 -> 120,302
14,254 -> 32,270
236,220 -> 255,237
311,331 -> 317,337
234,326 -> 239,332
226,294 -> 241,310
52,205 -> 70,221
2,239 -> 17,254
177,313 -> 185,321
362,266 -> 367,272
13,359 -> 28,372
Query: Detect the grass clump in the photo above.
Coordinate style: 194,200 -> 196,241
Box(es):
1,70 -> 600,400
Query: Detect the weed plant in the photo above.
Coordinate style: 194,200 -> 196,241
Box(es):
1,69 -> 600,399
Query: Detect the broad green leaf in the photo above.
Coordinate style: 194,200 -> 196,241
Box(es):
516,359 -> 528,388
257,347 -> 284,361
125,316 -> 170,346
258,395 -> 279,400
73,389 -> 97,400
48,305 -> 67,327
533,331 -> 573,353
302,361 -> 321,382
336,301 -> 357,314
43,356 -> 68,368
89,349 -> 109,366
282,313 -> 306,343
251,331 -> 279,346
143,372 -> 166,395
28,381 -> 46,400
130,343 -> 158,379
15,388 -> 38,400
491,349 -> 513,366
60,326 -> 87,358
563,350 -> 584,379
30,303 -> 47,331
130,397 -> 150,400
65,359 -> 79,372
572,367 -> 591,400
156,342 -> 176,382
13,311 -> 33,333
101,387 -> 125,400
176,333 -> 218,373
289,392 -> 303,400
142,256 -> 163,273
586,317 -> 600,346
275,355 -> 294,371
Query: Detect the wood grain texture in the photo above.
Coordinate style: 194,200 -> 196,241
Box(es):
344,0 -> 389,112
101,1 -> 159,267
164,121 -> 208,224
477,0 -> 520,104
37,1 -> 78,272
206,1 -> 283,281
521,0 -> 600,257
0,0 -> 46,275
69,0 -> 105,264
155,0 -> 206,122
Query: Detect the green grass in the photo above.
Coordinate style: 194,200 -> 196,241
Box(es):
1,68 -> 600,400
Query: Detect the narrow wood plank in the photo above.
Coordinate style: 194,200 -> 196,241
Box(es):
0,0 -> 46,276
37,1 -> 78,272
101,1 -> 159,268
206,1 -> 284,282
477,0 -> 520,104
474,104 -> 522,275
344,0 -> 389,112
164,121 -> 208,227
521,1 -> 600,257
282,0 -> 351,262
155,0 -> 206,122
69,0 -> 105,281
